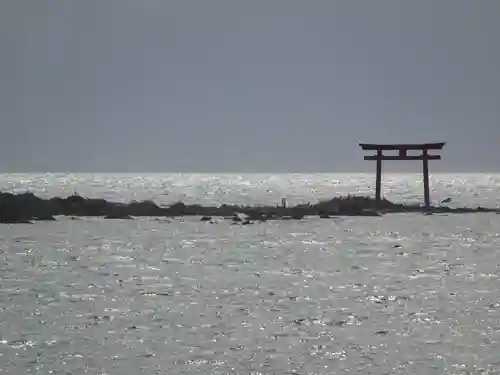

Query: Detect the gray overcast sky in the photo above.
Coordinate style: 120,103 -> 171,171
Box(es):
1,0 -> 499,172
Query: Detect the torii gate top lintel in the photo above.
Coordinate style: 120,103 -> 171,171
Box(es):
359,142 -> 445,151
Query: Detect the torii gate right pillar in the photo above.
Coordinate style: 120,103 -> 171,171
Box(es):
359,143 -> 446,209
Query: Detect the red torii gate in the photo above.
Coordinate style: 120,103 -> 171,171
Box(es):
359,142 -> 446,209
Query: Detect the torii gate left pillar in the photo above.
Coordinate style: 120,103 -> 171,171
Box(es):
359,142 -> 445,209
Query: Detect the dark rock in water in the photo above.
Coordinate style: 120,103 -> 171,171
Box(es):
66,194 -> 85,205
290,212 -> 306,220
246,211 -> 268,222
48,195 -> 108,216
0,216 -> 33,224
127,200 -> 164,216
153,217 -> 170,223
104,213 -> 134,220
166,202 -> 187,216
49,195 -> 166,217
290,208 -> 306,220
33,214 -> 56,221
0,192 -> 40,223
79,198 -> 109,216
313,195 -> 400,215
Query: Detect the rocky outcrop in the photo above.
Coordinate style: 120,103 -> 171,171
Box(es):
0,192 -> 55,223
104,213 -> 134,220
0,191 -> 498,224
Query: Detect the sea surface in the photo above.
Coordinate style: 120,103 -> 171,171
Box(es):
1,173 -> 500,374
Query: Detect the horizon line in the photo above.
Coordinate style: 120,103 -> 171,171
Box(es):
0,171 -> 498,175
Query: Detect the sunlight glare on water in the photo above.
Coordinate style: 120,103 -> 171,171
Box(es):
1,173 -> 500,374
1,173 -> 500,207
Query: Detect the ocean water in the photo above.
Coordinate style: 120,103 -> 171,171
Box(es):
1,173 -> 500,208
1,173 -> 500,374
